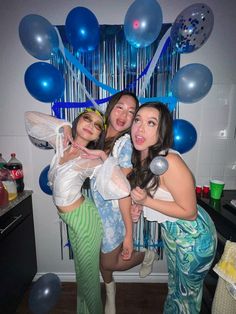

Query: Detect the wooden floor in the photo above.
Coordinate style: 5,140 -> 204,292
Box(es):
17,282 -> 211,314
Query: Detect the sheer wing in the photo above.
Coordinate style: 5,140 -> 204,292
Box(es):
95,156 -> 131,200
24,111 -> 71,152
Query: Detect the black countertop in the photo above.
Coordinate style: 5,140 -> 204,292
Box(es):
197,190 -> 236,242
0,190 -> 33,218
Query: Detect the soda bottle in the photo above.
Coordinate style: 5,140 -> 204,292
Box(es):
0,180 -> 9,207
0,153 -> 7,167
7,153 -> 25,193
0,164 -> 17,201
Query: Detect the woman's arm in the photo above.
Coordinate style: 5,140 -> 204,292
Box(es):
77,146 -> 108,161
25,111 -> 72,149
131,154 -> 197,220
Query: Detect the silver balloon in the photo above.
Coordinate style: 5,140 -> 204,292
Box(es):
150,156 -> 168,175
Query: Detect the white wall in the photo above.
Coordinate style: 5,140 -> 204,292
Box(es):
0,0 -> 235,282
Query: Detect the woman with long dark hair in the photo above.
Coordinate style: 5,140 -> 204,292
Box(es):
129,102 -> 217,314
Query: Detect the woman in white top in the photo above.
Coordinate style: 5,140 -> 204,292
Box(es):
25,108 -> 130,314
128,102 -> 217,314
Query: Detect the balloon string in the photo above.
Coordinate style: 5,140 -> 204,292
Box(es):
138,27 -> 171,97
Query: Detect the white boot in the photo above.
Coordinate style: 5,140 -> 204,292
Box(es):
104,281 -> 116,314
139,250 -> 156,278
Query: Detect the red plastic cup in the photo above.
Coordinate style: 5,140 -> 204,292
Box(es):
203,185 -> 210,194
195,185 -> 202,196
202,185 -> 210,198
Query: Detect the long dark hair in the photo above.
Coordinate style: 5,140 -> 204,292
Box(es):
71,109 -> 105,149
128,102 -> 173,194
103,90 -> 139,154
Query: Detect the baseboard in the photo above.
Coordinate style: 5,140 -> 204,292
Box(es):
33,272 -> 168,283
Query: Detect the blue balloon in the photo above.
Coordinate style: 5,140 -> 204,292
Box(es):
65,7 -> 100,52
170,3 -> 214,53
19,14 -> 59,60
124,0 -> 163,48
24,62 -> 65,103
39,165 -> 52,195
172,119 -> 197,154
29,273 -> 61,314
171,63 -> 213,103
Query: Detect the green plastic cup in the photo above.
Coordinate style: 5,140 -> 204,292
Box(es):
210,180 -> 225,200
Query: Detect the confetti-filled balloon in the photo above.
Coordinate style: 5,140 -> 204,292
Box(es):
170,3 -> 214,53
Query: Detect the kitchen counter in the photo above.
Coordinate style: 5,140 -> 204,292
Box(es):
197,189 -> 236,242
197,190 -> 236,312
0,191 -> 37,313
0,190 -> 33,218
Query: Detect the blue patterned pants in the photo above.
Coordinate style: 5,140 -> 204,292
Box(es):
161,206 -> 217,314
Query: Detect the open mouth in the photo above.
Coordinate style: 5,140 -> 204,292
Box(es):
116,119 -> 126,127
134,135 -> 145,145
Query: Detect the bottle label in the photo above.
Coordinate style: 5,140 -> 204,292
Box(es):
10,169 -> 23,179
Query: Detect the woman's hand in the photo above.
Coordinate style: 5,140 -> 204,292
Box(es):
131,187 -> 148,206
62,125 -> 73,147
76,145 -> 108,161
131,203 -> 143,222
121,234 -> 133,260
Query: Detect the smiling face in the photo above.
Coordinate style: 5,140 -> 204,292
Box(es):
75,111 -> 104,145
131,106 -> 159,158
107,94 -> 137,137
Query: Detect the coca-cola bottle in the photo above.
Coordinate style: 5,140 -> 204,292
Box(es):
0,153 -> 7,167
0,164 -> 17,201
7,153 -> 25,193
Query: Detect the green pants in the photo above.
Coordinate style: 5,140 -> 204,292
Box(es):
59,197 -> 103,314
